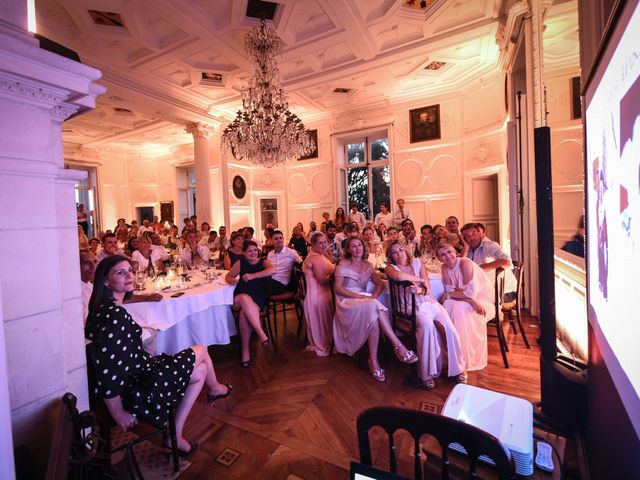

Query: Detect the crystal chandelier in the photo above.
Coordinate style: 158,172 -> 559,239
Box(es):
221,20 -> 315,168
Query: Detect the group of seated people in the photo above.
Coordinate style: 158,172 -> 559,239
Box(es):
78,208 -> 517,458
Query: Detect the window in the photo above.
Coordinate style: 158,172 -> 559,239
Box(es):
341,134 -> 390,221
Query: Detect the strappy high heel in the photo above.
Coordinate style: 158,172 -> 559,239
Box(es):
368,359 -> 386,383
394,344 -> 418,364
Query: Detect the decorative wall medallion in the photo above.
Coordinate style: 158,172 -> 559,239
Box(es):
232,175 -> 247,199
429,155 -> 457,189
471,142 -> 491,165
396,159 -> 423,192
311,171 -> 332,199
288,173 -> 307,198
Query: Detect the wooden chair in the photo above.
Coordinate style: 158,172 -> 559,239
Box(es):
501,261 -> 530,348
85,343 -> 181,474
487,267 -> 509,368
357,406 -> 515,480
267,263 -> 304,340
387,278 -> 419,384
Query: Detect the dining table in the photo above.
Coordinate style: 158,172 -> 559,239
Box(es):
124,270 -> 237,355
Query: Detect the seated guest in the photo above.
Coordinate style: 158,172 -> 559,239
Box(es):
347,204 -> 367,230
114,218 -> 129,243
418,224 -> 437,258
180,231 -> 210,267
307,221 -> 318,239
132,234 -> 165,275
288,227 -> 309,258
333,237 -> 418,383
400,219 -> 420,257
78,224 -> 89,250
460,222 -> 516,301
437,244 -> 493,376
138,219 -> 153,236
80,251 -> 97,322
393,198 -> 411,229
200,230 -> 217,248
384,226 -> 400,248
225,241 -> 276,367
151,215 -> 163,234
199,222 -> 211,241
334,207 -> 347,231
303,232 -> 335,356
322,211 -> 331,225
374,202 -> 393,228
561,215 -> 585,258
212,225 -> 230,253
243,226 -> 263,250
267,230 -> 302,295
165,225 -> 180,251
149,232 -> 170,261
445,215 -> 461,235
262,227 -> 274,254
325,223 -> 342,263
86,255 -> 232,455
223,231 -> 245,270
362,226 -> 381,256
97,233 -> 126,262
376,223 -> 388,242
124,236 -> 139,259
339,223 -> 360,250
88,237 -> 101,256
385,241 -> 466,389
181,217 -> 192,236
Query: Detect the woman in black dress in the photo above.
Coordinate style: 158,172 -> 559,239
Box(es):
85,255 -> 232,455
225,241 -> 276,367
223,231 -> 245,270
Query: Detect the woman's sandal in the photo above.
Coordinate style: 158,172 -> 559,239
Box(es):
206,384 -> 233,405
422,377 -> 436,390
456,372 -> 468,384
163,441 -> 198,458
241,359 -> 251,368
368,359 -> 386,383
394,344 -> 419,364
261,338 -> 270,348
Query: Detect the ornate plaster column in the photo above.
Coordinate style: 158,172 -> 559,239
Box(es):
186,122 -> 215,224
0,1 -> 105,475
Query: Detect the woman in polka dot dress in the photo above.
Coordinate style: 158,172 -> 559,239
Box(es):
86,255 -> 233,455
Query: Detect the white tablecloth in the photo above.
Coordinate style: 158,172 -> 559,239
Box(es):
124,275 -> 237,354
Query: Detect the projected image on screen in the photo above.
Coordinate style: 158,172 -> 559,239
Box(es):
585,0 -> 640,431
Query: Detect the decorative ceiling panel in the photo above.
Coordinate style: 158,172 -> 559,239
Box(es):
370,21 -> 424,51
181,49 -> 239,72
314,42 -> 357,69
128,6 -> 190,50
149,63 -> 192,87
286,0 -> 337,43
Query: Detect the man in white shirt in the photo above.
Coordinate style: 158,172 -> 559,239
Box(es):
374,202 -> 393,228
212,225 -> 230,252
267,230 -> 302,295
326,223 -> 342,263
393,198 -> 411,229
461,223 -> 517,301
79,251 -> 97,323
347,204 -> 367,230
96,233 -> 126,263
243,226 -> 263,250
137,219 -> 153,236
400,219 -> 420,257
445,215 -> 461,235
180,231 -> 210,267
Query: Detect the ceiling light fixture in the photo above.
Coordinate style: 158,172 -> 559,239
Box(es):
222,19 -> 315,168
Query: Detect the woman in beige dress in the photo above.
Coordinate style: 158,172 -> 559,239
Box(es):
385,241 -> 466,389
302,232 -> 335,357
333,237 -> 418,383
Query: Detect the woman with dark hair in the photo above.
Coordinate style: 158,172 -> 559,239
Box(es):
114,218 -> 129,243
302,231 -> 335,356
385,240 -> 465,389
333,237 -> 418,383
288,227 -> 309,258
225,241 -> 276,367
223,231 -> 245,270
334,207 -> 347,231
85,255 -> 232,455
376,223 -> 387,242
124,236 -> 139,258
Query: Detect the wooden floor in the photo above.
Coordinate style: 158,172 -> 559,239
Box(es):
139,310 -> 542,479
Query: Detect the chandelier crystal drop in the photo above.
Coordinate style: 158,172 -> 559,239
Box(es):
221,19 -> 315,168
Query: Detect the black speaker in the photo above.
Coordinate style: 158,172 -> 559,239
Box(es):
540,355 -> 587,429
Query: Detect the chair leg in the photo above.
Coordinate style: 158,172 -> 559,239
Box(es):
265,308 -> 278,353
271,303 -> 278,338
515,305 -> 530,348
495,319 -> 509,369
295,301 -> 304,339
168,411 -> 179,473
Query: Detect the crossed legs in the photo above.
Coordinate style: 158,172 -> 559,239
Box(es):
234,294 -> 269,364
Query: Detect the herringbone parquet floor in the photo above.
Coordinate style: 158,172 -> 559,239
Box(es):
136,310 -> 542,479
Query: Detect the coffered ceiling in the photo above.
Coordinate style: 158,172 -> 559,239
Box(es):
33,0 -> 573,150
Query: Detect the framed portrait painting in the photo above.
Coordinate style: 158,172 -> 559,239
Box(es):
298,129 -> 318,160
409,104 -> 441,143
232,175 -> 247,199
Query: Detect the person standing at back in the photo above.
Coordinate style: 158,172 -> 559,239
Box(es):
347,204 -> 367,230
393,199 -> 411,229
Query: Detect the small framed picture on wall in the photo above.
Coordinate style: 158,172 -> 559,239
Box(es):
409,104 -> 441,143
298,129 -> 318,160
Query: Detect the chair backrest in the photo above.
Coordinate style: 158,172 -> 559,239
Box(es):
357,406 -> 515,480
387,278 -> 417,333
294,263 -> 306,300
492,267 -> 506,320
511,261 -> 523,303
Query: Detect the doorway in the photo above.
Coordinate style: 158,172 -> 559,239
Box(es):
465,172 -> 500,241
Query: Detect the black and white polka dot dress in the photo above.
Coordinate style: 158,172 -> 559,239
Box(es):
85,301 -> 195,428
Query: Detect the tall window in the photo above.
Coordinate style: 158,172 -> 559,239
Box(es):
344,135 -> 390,220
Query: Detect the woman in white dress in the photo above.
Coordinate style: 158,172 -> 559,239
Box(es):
437,243 -> 494,374
333,237 -> 418,383
385,241 -> 466,389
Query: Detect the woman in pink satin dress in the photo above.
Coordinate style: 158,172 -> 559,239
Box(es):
302,232 -> 335,357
